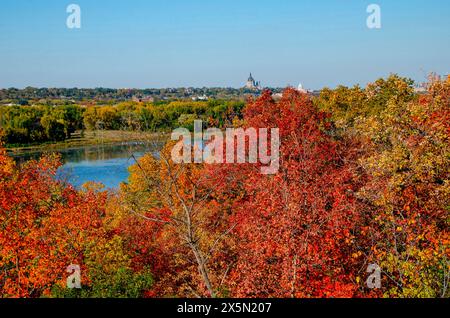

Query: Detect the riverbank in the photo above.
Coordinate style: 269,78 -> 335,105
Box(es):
6,130 -> 170,155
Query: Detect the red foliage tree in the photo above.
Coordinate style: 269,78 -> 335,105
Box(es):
220,89 -> 362,297
0,149 -> 107,297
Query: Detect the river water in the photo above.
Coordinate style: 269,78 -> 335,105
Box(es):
12,142 -> 164,189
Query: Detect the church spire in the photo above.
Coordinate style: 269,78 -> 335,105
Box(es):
245,72 -> 260,90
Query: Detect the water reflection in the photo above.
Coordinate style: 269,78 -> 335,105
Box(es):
12,142 -> 164,189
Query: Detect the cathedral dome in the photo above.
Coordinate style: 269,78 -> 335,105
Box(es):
297,83 -> 307,93
245,73 -> 260,90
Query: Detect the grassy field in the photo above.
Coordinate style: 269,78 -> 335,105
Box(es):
6,130 -> 170,154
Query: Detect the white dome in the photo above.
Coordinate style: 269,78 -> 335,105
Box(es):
297,83 -> 307,93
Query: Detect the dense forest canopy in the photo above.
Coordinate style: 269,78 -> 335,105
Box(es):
0,74 -> 448,298
0,100 -> 245,145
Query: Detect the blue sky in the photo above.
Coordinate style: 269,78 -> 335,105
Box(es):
0,0 -> 449,89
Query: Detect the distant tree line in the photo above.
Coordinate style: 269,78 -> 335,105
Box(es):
0,87 -> 284,103
0,105 -> 83,145
0,100 -> 244,145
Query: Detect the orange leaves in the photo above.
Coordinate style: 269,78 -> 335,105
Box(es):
1,75 -> 448,298
222,88 -> 361,298
0,145 -> 15,177
118,143 -> 236,298
353,75 -> 450,297
0,149 -> 108,297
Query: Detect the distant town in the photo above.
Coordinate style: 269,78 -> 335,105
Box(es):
0,73 -> 322,105
0,72 -> 442,106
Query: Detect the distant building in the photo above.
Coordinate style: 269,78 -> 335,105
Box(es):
415,74 -> 450,93
297,83 -> 308,94
272,93 -> 283,100
414,86 -> 427,93
192,95 -> 209,101
132,95 -> 154,103
245,73 -> 262,90
272,82 -> 310,100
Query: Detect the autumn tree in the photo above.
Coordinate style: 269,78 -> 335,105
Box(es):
216,89 -> 363,297
0,146 -> 152,298
118,143 -> 234,297
354,75 -> 450,297
316,74 -> 415,129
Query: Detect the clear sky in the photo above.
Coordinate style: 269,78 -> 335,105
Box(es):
0,0 -> 449,89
